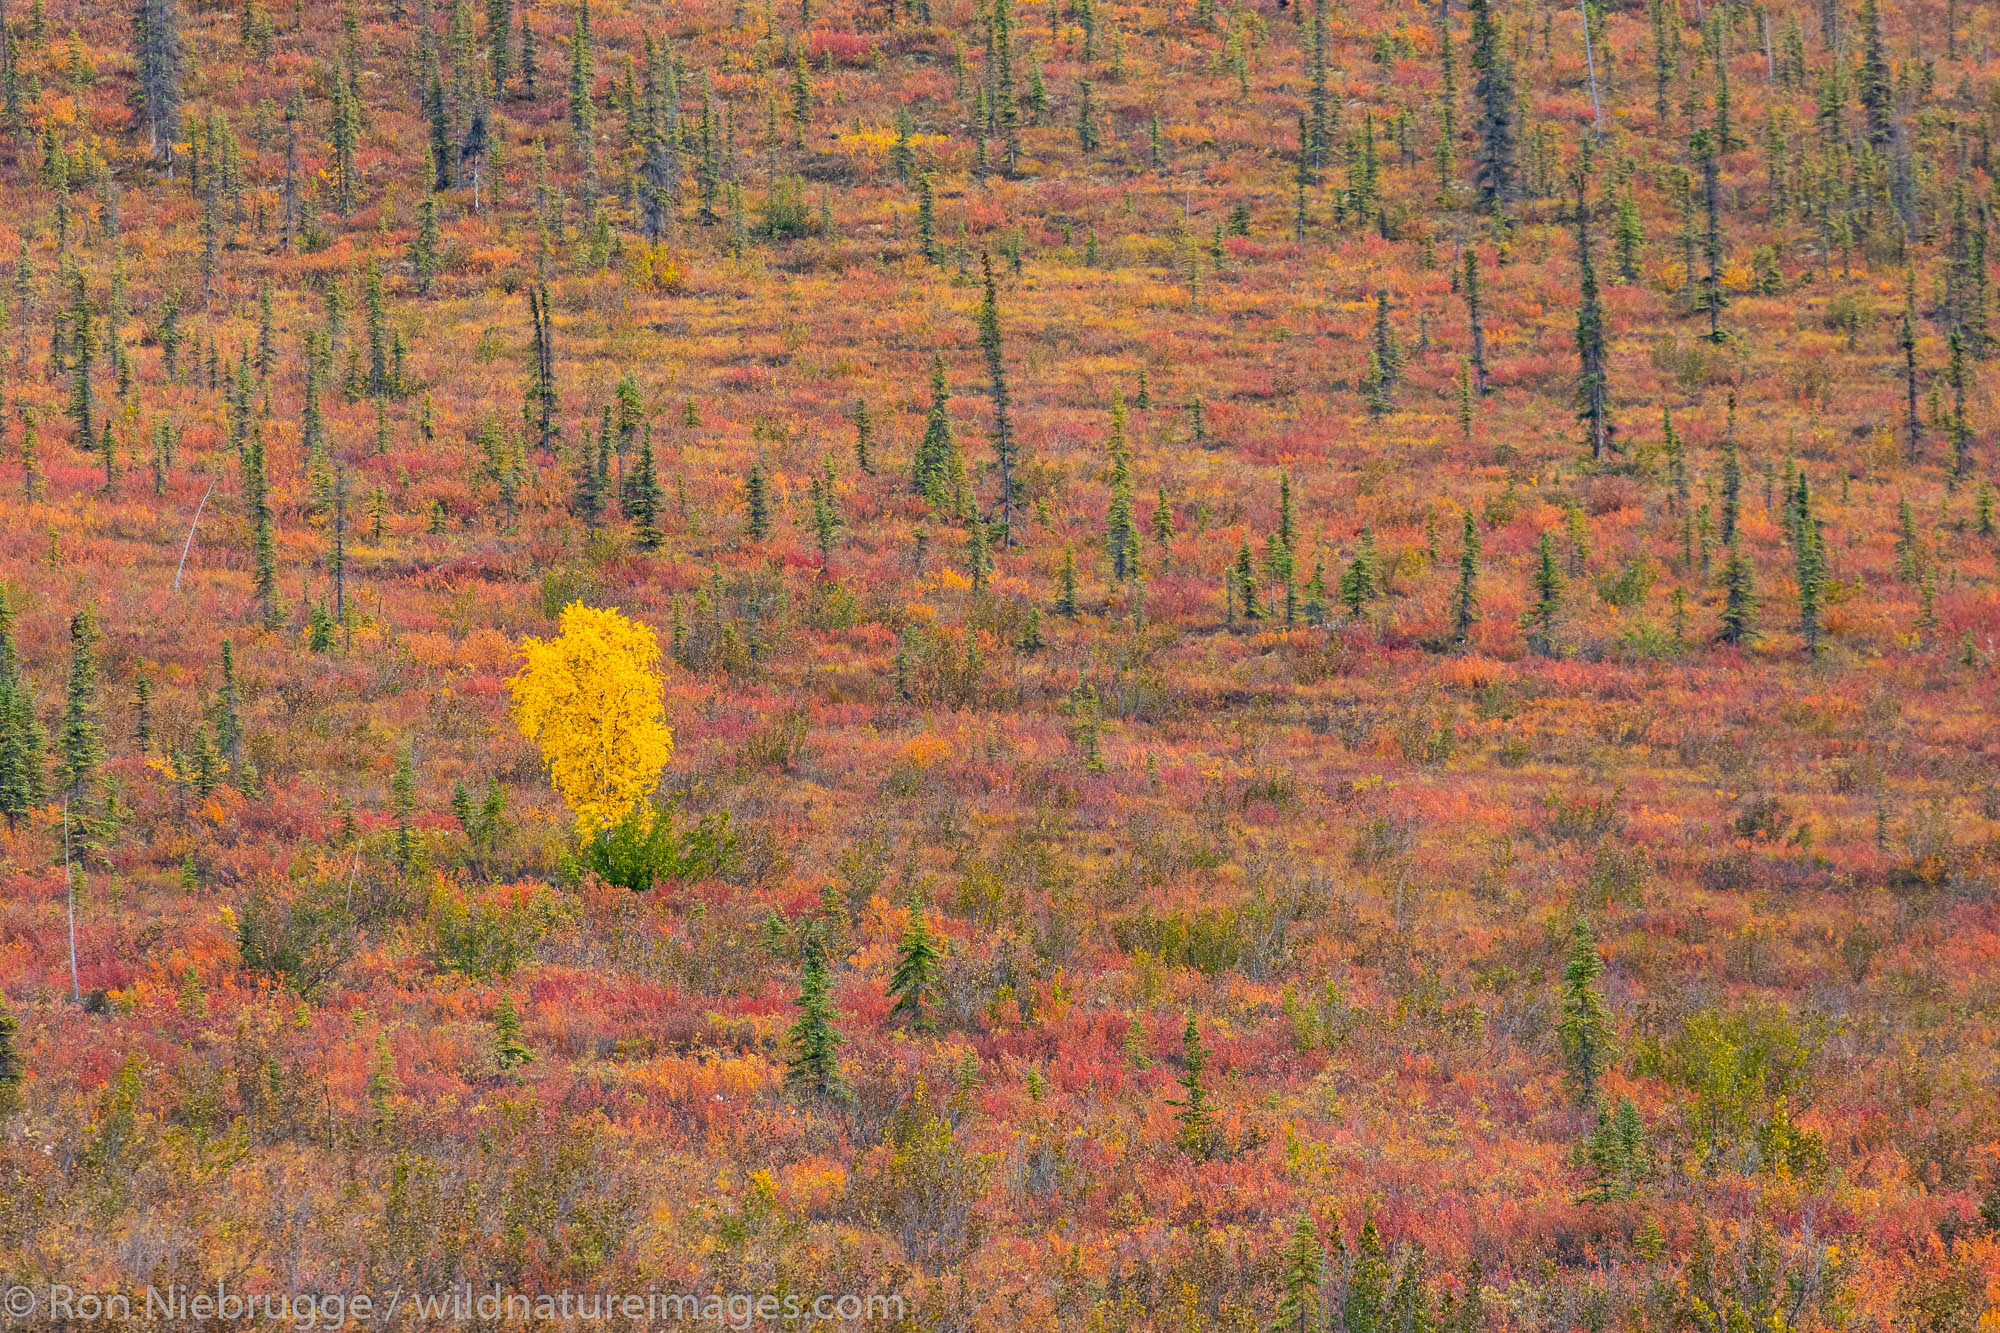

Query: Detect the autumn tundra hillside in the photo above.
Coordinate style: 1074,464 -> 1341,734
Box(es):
0,0 -> 1996,1325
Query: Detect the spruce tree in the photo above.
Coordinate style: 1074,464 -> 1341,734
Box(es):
568,0 -> 595,141
19,412 -> 40,502
1347,1212 -> 1391,1333
0,592 -> 47,830
1235,538 -> 1261,620
912,356 -> 964,515
1708,9 -> 1735,151
1149,487 -> 1175,552
1613,186 -> 1643,281
1304,0 -> 1330,169
133,0 -> 187,167
1944,186 -> 1990,357
363,260 -> 391,399
1899,267 -> 1920,454
1893,494 -> 1921,583
517,0 -> 541,93
976,254 -> 1016,544
1386,1251 -> 1434,1333
67,284 -> 96,443
391,741 -> 416,869
743,458 -> 772,542
852,398 -> 875,475
301,332 -> 329,465
1105,393 -> 1138,581
1361,349 -> 1392,419
1269,472 -> 1297,622
425,62 -> 453,190
1435,13 -> 1458,201
1719,430 -> 1742,547
1558,918 -> 1615,1106
789,50 -> 811,142
1691,127 -> 1726,342
1348,113 -> 1382,225
525,285 -> 558,453
329,82 -> 359,211
1453,512 -> 1479,643
887,910 -> 942,1029
1462,248 -> 1487,396
494,994 -> 534,1069
1369,291 -> 1401,394
1717,536 -> 1756,646
1582,1095 -> 1647,1201
1574,173 -> 1612,459
245,421 -> 278,628
785,932 -> 846,1099
1076,78 -> 1099,154
1855,0 -> 1891,148
0,986 -> 20,1114
1946,329 -> 1970,488
1466,0 -> 1517,208
487,0 -> 514,87
1793,478 -> 1826,659
1648,0 -> 1676,122
186,722 -> 220,796
1528,530 -> 1562,654
630,427 -> 664,550
1339,528 -> 1378,616
255,283 -> 276,381
1304,554 -> 1328,623
1056,542 -> 1078,616
412,195 -> 443,293
809,454 -> 842,566
964,520 -> 990,590
916,173 -> 938,263
1170,1013 -> 1215,1158
639,120 -> 674,240
216,639 -> 242,767
279,93 -> 301,250
1275,1212 -> 1323,1333
56,607 -> 104,816
134,676 -> 153,754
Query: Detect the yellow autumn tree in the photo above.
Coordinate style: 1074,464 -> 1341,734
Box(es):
509,603 -> 674,836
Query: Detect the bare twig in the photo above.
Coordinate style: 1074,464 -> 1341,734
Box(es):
174,475 -> 217,592
1581,0 -> 1602,144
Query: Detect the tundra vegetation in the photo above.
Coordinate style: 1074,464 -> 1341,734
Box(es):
0,0 -> 1996,1324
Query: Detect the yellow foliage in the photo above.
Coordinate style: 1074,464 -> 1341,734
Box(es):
628,243 -> 686,294
898,733 -> 951,769
1868,426 -> 1900,472
833,128 -> 948,164
509,603 -> 675,835
834,128 -> 901,154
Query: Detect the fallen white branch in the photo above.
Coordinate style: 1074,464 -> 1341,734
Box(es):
173,475 -> 217,592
